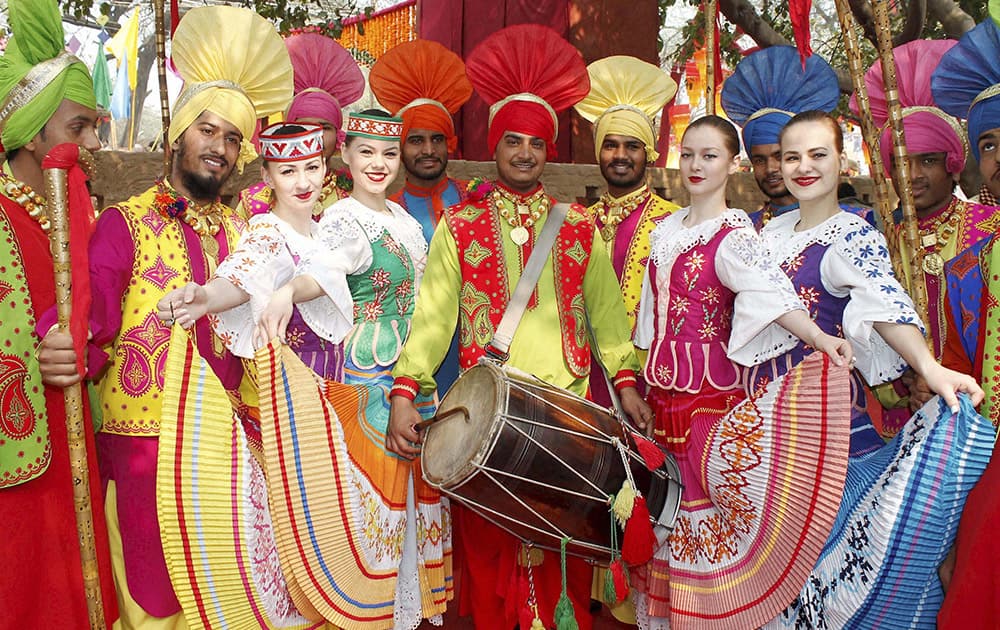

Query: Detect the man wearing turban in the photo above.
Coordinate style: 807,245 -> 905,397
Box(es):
387,25 -> 651,630
852,40 -> 998,438
369,39 -> 473,395
0,1 -> 118,627
575,55 -> 680,349
42,6 -> 296,627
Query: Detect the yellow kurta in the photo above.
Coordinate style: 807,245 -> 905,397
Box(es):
394,197 -> 640,398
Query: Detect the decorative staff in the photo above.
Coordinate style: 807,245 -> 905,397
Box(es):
831,0 -> 907,283
869,0 -> 930,327
154,0 -> 171,176
704,0 -> 717,115
43,144 -> 106,630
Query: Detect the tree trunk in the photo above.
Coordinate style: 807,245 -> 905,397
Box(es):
925,0 -> 974,38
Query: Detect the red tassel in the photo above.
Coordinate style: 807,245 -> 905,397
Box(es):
633,434 -> 666,471
610,559 -> 629,604
622,496 -> 657,566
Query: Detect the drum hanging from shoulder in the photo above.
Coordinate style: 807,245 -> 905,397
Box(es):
420,360 -> 682,560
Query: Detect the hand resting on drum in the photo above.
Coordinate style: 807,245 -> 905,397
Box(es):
387,395 -> 423,459
620,386 -> 654,437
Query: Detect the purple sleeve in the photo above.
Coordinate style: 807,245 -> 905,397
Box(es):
88,208 -> 135,372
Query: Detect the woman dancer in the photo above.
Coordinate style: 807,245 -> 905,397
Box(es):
161,122 -> 362,381
756,110 -> 991,628
237,33 -> 365,217
257,110 -> 451,630
634,115 -> 854,629
161,113 -> 452,629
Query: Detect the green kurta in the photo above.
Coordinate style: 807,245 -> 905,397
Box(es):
393,193 -> 640,398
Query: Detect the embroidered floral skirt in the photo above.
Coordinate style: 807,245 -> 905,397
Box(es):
638,353 -> 852,630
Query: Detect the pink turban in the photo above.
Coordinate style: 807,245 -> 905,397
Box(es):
850,39 -> 966,176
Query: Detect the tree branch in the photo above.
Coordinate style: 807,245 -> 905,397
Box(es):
925,0 -> 974,38
718,0 -> 791,48
892,0 -> 926,47
847,0 -> 879,45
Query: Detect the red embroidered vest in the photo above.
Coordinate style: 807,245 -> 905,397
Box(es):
445,197 -> 595,378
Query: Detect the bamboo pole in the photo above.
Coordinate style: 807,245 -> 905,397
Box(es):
831,0 -> 907,284
154,0 -> 171,177
704,0 -> 717,115
869,0 -> 929,330
44,148 -> 106,630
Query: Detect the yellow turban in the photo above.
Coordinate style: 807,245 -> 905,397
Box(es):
168,6 -> 293,172
574,56 -> 677,163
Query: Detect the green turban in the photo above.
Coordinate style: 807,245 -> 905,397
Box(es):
0,0 -> 96,152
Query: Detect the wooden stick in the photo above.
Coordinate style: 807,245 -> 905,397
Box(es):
831,0 -> 907,284
704,0 -> 717,115
154,0 -> 171,177
44,149 -> 106,630
870,0 -> 929,330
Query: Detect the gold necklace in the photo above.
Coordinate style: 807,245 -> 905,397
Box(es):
0,172 -> 50,233
491,186 -> 550,245
597,188 -> 649,240
918,198 -> 961,276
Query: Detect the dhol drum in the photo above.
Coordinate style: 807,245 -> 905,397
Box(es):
421,359 -> 682,560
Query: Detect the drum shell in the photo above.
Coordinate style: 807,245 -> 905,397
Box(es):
422,362 -> 679,559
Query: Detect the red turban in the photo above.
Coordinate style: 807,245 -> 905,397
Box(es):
465,24 -> 590,161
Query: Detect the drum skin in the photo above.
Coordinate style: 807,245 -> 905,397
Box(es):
421,361 -> 680,560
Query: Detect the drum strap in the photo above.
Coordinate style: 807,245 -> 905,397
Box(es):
486,202 -> 571,362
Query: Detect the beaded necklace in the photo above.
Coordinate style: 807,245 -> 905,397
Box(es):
0,169 -> 50,233
490,185 -> 550,245
596,187 -> 649,241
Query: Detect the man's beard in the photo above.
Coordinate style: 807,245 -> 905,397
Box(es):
176,144 -> 228,201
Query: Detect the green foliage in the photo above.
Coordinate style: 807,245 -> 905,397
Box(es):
57,0 -> 370,35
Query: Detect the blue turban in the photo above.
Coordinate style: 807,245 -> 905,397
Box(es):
721,46 -> 840,150
932,19 -> 1000,163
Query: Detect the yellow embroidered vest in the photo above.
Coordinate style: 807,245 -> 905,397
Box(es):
97,186 -> 246,435
588,189 -> 678,330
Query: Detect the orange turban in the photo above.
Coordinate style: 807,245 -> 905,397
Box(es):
369,39 -> 472,153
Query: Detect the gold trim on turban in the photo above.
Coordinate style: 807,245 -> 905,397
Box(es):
398,97 -> 452,118
893,105 -> 970,157
489,92 -> 559,139
0,51 -> 80,130
746,107 -> 795,122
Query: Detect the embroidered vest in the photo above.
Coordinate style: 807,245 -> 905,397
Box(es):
446,198 -> 595,378
589,191 -> 677,330
98,187 -> 245,435
644,225 -> 740,392
0,198 -> 51,486
344,229 -> 417,370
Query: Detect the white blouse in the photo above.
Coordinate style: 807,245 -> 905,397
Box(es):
212,212 -> 371,358
635,207 -> 805,365
754,209 -> 920,385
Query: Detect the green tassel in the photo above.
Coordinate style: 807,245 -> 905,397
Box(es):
603,565 -> 618,604
554,537 -> 579,630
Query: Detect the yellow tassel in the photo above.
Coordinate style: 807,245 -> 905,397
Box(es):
612,480 -> 636,527
531,619 -> 545,629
